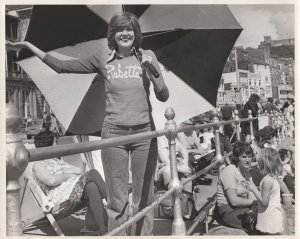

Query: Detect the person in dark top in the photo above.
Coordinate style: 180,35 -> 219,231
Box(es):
241,94 -> 260,138
42,112 -> 51,131
221,104 -> 234,140
263,98 -> 280,114
221,103 -> 233,120
8,12 -> 169,236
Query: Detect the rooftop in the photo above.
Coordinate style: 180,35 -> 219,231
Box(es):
5,5 -> 32,11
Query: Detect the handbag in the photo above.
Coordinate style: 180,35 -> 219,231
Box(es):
155,190 -> 196,220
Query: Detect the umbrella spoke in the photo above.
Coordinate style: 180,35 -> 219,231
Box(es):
123,5 -> 150,17
142,29 -> 182,39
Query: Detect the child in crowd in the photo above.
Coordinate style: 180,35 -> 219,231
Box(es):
245,148 -> 284,235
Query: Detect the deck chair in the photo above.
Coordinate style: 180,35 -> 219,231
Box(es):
21,142 -> 91,236
21,161 -> 88,236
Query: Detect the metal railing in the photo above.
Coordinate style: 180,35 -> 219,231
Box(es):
6,101 -> 286,236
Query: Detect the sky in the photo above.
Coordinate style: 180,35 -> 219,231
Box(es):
228,4 -> 295,48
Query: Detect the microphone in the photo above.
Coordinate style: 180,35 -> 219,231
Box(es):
133,48 -> 160,78
143,61 -> 160,78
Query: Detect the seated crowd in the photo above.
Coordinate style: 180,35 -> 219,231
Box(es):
26,108 -> 295,235
155,111 -> 294,235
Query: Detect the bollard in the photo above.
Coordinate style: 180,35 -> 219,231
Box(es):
6,102 -> 29,236
248,110 -> 254,141
234,110 -> 241,141
164,108 -> 186,236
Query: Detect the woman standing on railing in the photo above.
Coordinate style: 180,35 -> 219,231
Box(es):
7,12 -> 169,236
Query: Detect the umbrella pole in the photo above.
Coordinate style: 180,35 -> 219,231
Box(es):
165,108 -> 186,236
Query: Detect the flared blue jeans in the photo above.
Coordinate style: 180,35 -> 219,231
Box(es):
101,121 -> 157,236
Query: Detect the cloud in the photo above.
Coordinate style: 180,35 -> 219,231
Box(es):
228,5 -> 294,48
270,12 -> 294,39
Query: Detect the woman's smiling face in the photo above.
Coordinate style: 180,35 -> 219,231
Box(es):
114,26 -> 135,51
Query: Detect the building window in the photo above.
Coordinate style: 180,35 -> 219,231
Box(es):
6,17 -> 18,39
239,72 -> 248,78
6,50 -> 18,74
265,76 -> 268,84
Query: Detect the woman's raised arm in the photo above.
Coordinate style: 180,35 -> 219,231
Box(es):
6,40 -> 46,60
6,40 -> 99,74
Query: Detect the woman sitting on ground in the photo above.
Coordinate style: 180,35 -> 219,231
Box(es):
216,141 -> 257,234
32,131 -> 107,235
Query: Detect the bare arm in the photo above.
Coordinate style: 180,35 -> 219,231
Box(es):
158,147 -> 170,166
33,163 -> 80,187
225,188 -> 254,207
224,152 -> 232,165
246,177 -> 272,207
177,142 -> 189,163
278,178 -> 290,194
6,40 -> 46,59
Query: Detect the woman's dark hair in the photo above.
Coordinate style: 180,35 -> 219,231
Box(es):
254,126 -> 276,148
231,141 -> 253,166
34,131 -> 55,148
249,93 -> 260,102
260,126 -> 275,142
107,12 -> 142,51
283,101 -> 290,109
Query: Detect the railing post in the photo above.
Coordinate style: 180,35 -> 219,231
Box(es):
6,102 -> 29,236
212,110 -> 223,164
248,110 -> 254,141
164,107 -> 186,236
234,110 -> 241,141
